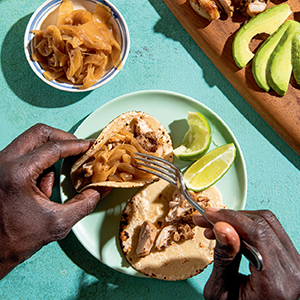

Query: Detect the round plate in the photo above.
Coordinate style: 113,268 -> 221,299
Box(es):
60,90 -> 247,277
24,0 -> 130,92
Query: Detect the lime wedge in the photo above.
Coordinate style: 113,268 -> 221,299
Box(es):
173,111 -> 211,161
183,143 -> 236,191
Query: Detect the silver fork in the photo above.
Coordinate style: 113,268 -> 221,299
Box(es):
134,152 -> 263,271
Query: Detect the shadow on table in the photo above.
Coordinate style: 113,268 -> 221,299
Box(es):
1,14 -> 89,108
148,0 -> 300,170
58,229 -> 205,300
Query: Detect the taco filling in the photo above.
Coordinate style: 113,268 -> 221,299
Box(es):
136,189 -> 213,257
71,112 -> 173,191
119,180 -> 225,281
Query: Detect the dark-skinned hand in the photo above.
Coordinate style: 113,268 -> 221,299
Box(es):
0,124 -> 104,279
193,208 -> 300,300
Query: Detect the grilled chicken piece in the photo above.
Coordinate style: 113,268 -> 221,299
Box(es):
132,117 -> 163,155
136,220 -> 157,257
166,190 -> 190,222
235,0 -> 267,17
155,225 -> 177,251
135,131 -> 159,153
130,117 -> 151,134
216,0 -> 234,17
82,160 -> 94,177
173,223 -> 195,242
165,190 -> 198,223
140,190 -> 215,255
165,189 -> 209,224
190,0 -> 267,21
155,223 -> 195,250
246,0 -> 267,17
165,200 -> 193,223
190,0 -> 220,21
177,223 -> 195,240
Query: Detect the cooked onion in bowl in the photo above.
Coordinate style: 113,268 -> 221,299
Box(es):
31,0 -> 121,89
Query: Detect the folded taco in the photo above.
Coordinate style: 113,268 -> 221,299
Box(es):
119,180 -> 225,281
71,111 -> 173,191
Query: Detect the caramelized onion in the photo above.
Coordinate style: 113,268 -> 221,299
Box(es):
31,0 -> 121,89
82,126 -> 159,184
92,164 -> 117,182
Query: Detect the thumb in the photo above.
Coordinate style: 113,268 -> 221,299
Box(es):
61,188 -> 104,229
48,188 -> 113,242
204,222 -> 242,299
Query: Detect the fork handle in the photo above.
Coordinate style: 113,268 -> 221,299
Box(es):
184,189 -> 263,270
240,240 -> 263,271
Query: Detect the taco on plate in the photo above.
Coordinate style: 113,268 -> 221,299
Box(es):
71,111 -> 173,192
119,179 -> 225,281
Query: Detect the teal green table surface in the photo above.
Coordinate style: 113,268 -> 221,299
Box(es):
0,0 -> 299,299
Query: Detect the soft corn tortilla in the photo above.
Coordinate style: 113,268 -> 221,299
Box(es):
70,111 -> 173,191
119,180 -> 225,281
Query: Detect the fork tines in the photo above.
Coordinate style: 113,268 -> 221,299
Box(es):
134,152 -> 177,186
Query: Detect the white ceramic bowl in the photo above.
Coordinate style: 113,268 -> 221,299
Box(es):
24,0 -> 130,92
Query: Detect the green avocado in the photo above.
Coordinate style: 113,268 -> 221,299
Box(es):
252,20 -> 293,92
292,31 -> 300,86
233,4 -> 292,69
267,21 -> 300,96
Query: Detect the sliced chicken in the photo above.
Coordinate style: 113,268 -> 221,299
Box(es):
165,202 -> 192,223
246,0 -> 267,17
234,0 -> 267,17
136,220 -> 157,257
155,225 -> 177,251
135,131 -> 159,153
139,190 -> 217,255
190,0 -> 220,21
216,0 -> 234,17
132,117 -> 163,155
177,223 -> 195,240
190,0 -> 267,20
165,190 -> 193,223
165,190 -> 207,224
82,160 -> 95,177
132,117 -> 153,136
198,196 -> 211,208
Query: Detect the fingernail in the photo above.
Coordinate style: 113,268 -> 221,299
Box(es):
213,228 -> 228,245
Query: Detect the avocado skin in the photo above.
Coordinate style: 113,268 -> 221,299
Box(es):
292,32 -> 300,86
266,21 -> 300,96
252,20 -> 293,92
233,4 -> 292,69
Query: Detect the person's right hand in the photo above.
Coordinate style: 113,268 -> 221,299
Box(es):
193,208 -> 300,300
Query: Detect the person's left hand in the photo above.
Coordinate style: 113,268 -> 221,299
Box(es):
0,124 -> 105,279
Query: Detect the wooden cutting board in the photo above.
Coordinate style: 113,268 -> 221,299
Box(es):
163,0 -> 300,156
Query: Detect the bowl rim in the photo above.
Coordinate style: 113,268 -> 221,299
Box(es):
24,0 -> 130,92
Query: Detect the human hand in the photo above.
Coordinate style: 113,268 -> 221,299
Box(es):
194,208 -> 300,300
0,124 -> 106,279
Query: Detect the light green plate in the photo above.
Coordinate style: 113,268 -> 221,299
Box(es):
60,90 -> 247,277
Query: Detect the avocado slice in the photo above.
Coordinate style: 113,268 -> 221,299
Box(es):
266,21 -> 300,96
252,20 -> 293,92
292,31 -> 300,86
233,4 -> 292,69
